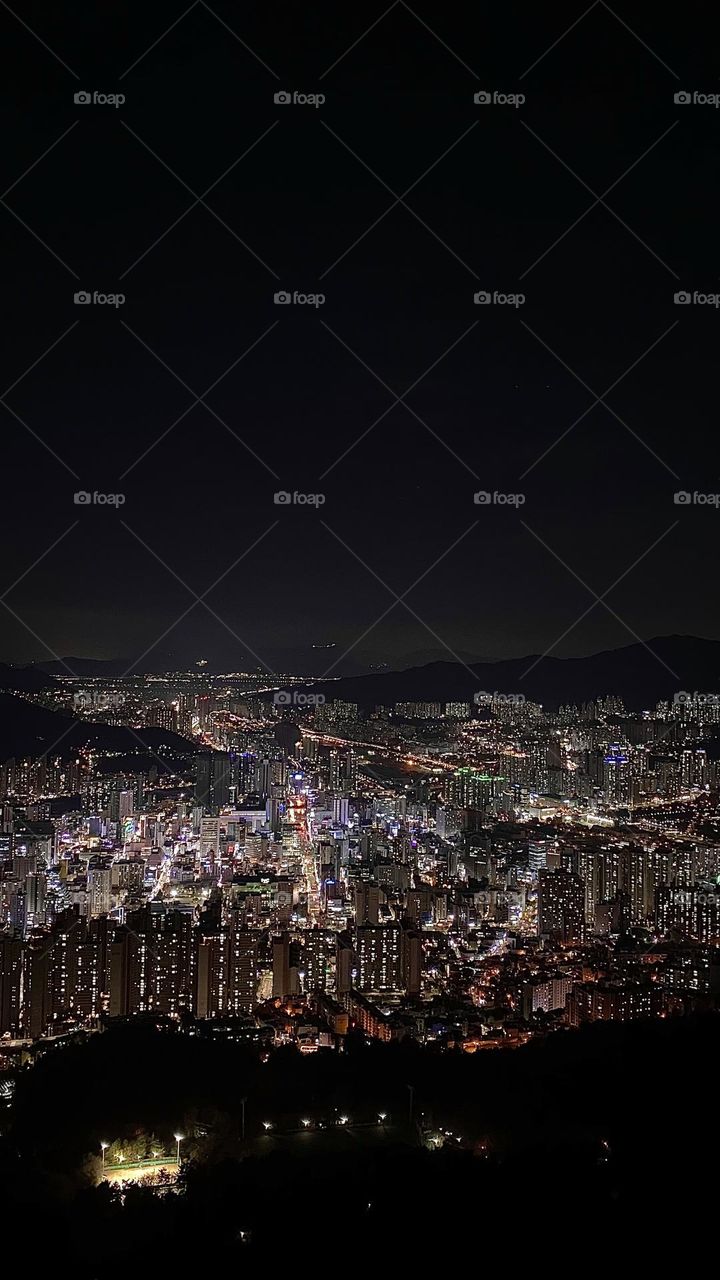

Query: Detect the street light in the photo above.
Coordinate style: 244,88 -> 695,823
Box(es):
263,1121 -> 273,1131
378,1113 -> 387,1123
100,1141 -> 108,1169
174,1133 -> 184,1167
301,1118 -> 311,1128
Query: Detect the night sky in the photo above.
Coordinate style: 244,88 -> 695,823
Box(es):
1,1 -> 717,675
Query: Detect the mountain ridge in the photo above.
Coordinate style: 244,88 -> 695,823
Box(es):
281,635 -> 720,711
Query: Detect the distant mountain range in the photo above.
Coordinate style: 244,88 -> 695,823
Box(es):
0,663 -> 59,692
279,636 -> 720,711
26,646 -> 489,680
0,694 -> 199,765
2,635 -> 719,723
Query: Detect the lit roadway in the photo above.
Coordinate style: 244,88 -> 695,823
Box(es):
286,793 -> 322,924
149,852 -> 173,900
302,729 -> 456,775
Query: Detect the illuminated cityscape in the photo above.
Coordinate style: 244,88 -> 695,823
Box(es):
4,675 -> 720,1055
0,2 -> 715,1269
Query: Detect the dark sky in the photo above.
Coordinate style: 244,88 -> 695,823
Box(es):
0,1 -> 717,675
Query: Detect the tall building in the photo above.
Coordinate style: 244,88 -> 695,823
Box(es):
272,931 -> 292,998
355,923 -> 402,992
109,909 -> 193,1017
302,929 -> 330,992
87,865 -> 112,918
0,935 -> 22,1034
354,882 -> 380,926
538,868 -> 585,944
195,753 -> 233,811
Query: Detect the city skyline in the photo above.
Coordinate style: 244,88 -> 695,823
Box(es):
1,7 -> 718,1266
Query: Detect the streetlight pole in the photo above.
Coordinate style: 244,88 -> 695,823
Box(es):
174,1134 -> 184,1168
101,1142 -> 108,1170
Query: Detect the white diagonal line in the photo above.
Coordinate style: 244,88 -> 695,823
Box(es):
0,199 -> 80,277
198,1 -> 280,78
0,589 -> 200,780
0,598 -> 78,675
319,1 -> 401,79
121,521 -> 280,676
520,120 -> 679,279
599,1 -> 679,79
319,120 -> 479,279
321,318 -> 477,405
399,1 -> 479,78
118,399 -> 204,481
122,522 -> 279,673
597,121 -> 680,202
520,521 -> 680,679
321,521 -> 483,683
119,1 -> 201,79
120,121 -> 279,279
0,322 -> 81,478
319,320 -> 480,480
120,121 -> 280,278
520,321 -> 680,479
520,522 -> 680,678
0,399 -> 81,479
1,123 -> 79,201
519,0 -> 601,79
1,322 -> 79,399
320,520 -> 479,677
317,400 -> 401,481
119,320 -> 281,480
0,0 -> 79,77
1,523 -> 78,601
